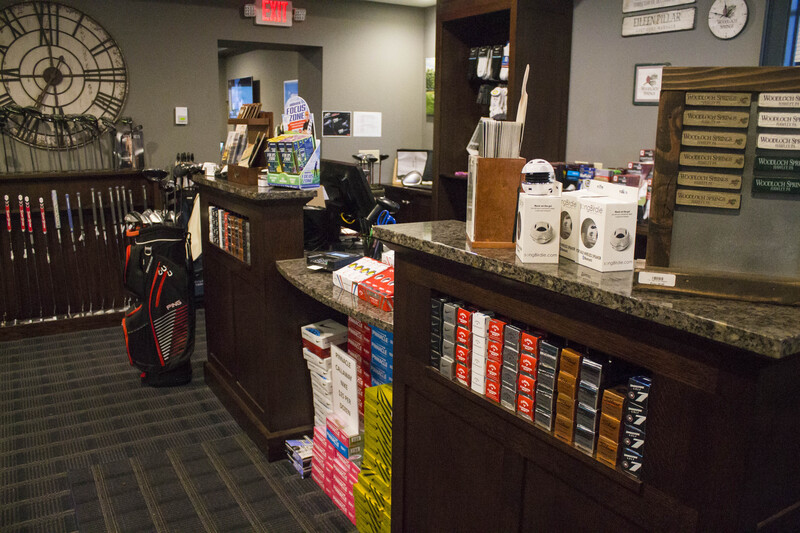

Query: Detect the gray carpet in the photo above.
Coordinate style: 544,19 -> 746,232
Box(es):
0,310 -> 355,532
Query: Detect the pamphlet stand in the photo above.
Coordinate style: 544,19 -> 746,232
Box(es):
466,156 -> 525,248
263,141 -> 321,189
226,113 -> 274,187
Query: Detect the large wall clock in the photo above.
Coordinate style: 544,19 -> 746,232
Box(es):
0,1 -> 128,149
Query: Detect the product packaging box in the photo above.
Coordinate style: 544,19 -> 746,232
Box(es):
301,320 -> 348,357
503,324 -> 521,349
577,382 -> 600,411
520,331 -> 540,355
473,334 -> 487,358
443,302 -> 460,325
577,180 -> 638,272
472,311 -> 494,337
456,306 -> 474,329
333,257 -> 390,294
516,186 -> 562,264
471,373 -> 486,395
485,379 -> 501,403
456,326 -> 472,347
534,407 -> 554,431
624,403 -> 647,431
519,352 -> 538,377
440,357 -> 455,380
538,341 -> 560,371
500,385 -> 516,412
627,375 -> 652,408
621,447 -> 643,478
442,322 -> 456,343
487,318 -> 506,342
600,385 -> 628,421
574,423 -> 596,456
487,340 -> 503,363
441,339 -> 455,358
598,412 -> 623,443
596,435 -> 620,468
554,413 -> 575,444
557,372 -> 577,399
517,373 -> 536,397
559,189 -> 600,262
517,392 -> 535,421
431,296 -> 448,319
455,363 -> 470,386
356,267 -> 395,312
486,359 -> 502,382
559,348 -> 582,379
623,424 -> 645,451
455,344 -> 471,366
538,367 -> 556,391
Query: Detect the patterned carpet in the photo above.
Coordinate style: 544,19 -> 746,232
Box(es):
0,310 -> 355,532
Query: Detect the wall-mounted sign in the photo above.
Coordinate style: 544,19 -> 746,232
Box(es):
246,1 -> 293,27
685,92 -> 750,107
757,133 -> 800,150
633,63 -> 669,105
677,171 -> 742,190
758,93 -> 800,108
758,112 -> 800,129
681,130 -> 746,149
754,155 -> 800,172
753,177 -> 800,194
683,109 -> 749,128
622,8 -> 696,37
679,151 -> 745,168
623,0 -> 695,13
676,189 -> 741,209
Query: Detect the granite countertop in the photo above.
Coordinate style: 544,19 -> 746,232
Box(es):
193,175 -> 318,202
276,258 -> 393,332
374,220 -> 800,359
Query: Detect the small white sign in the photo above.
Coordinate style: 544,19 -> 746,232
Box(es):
638,271 -> 676,287
757,133 -> 800,150
623,0 -> 695,13
759,93 -> 800,108
353,111 -> 382,137
175,107 -> 188,125
622,8 -> 696,37
758,112 -> 800,129
330,345 -> 359,434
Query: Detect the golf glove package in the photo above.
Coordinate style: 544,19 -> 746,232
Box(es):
468,42 -> 509,82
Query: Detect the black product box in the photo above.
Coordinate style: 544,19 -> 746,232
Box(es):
431,296 -> 448,319
443,302 -> 460,325
575,402 -> 598,432
442,339 -> 455,358
627,375 -> 651,409
577,381 -> 600,411
431,332 -> 442,352
442,322 -> 456,342
621,447 -> 643,479
580,357 -> 603,388
430,350 -> 441,370
534,407 -> 554,431
503,325 -> 521,349
431,314 -> 442,334
574,423 -> 596,456
503,345 -> 519,365
623,423 -> 645,451
501,365 -> 518,389
538,367 -> 556,391
624,403 -> 647,431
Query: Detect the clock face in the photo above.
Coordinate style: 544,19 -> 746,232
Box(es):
708,0 -> 748,40
0,1 -> 128,149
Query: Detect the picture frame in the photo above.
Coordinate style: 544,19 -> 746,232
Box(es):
633,63 -> 669,105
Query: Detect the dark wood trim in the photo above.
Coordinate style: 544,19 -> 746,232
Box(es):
0,311 -> 124,342
661,66 -> 800,91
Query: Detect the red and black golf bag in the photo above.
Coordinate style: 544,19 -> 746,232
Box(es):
122,224 -> 195,386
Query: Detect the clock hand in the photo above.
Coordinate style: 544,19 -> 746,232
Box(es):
32,56 -> 65,110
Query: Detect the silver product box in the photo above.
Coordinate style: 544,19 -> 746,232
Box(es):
443,302 -> 460,325
538,367 -> 556,391
503,345 -> 519,364
580,357 -> 603,388
442,321 -> 456,342
575,402 -> 598,432
573,423 -> 596,456
534,408 -> 553,431
440,356 -> 455,380
442,339 -> 455,358
503,325 -> 521,349
577,381 -> 600,411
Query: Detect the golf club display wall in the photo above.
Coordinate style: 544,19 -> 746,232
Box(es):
0,170 -> 157,334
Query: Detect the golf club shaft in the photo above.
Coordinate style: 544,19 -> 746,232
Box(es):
4,195 -> 17,323
65,193 -> 84,314
18,196 -> 31,320
90,188 -> 104,311
98,190 -> 115,310
24,196 -> 43,319
51,189 -> 69,316
39,197 -> 56,317
77,192 -> 92,313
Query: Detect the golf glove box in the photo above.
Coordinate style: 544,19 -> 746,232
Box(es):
577,180 -> 638,272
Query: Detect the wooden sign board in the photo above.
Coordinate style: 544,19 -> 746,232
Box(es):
643,67 -> 800,304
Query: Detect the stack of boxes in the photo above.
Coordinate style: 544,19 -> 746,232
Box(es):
301,320 -> 349,427
621,376 -> 650,479
348,317 -> 373,416
429,296 -> 449,371
534,340 -> 560,431
439,301 -> 461,380
454,306 -> 474,387
554,347 -> 582,444
324,414 -> 362,524
354,384 -> 393,533
485,317 -> 506,403
596,385 -> 627,469
573,357 -> 605,456
516,331 -> 540,422
500,324 -> 521,412
370,326 -> 393,387
470,311 -> 493,396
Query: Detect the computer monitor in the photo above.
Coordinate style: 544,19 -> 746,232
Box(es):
319,159 -> 377,228
227,77 -> 259,118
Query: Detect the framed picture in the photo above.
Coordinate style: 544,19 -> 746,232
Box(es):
322,111 -> 351,137
633,63 -> 669,105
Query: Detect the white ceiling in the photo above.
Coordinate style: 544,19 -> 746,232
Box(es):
361,0 -> 436,7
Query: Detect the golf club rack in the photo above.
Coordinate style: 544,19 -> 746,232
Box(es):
121,163 -> 202,386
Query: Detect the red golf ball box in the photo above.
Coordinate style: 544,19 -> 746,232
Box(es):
520,331 -> 541,355
518,372 -> 536,397
487,340 -> 503,363
486,359 -> 502,381
456,326 -> 472,347
455,363 -> 470,386
455,343 -> 471,366
519,352 -> 538,377
485,379 -> 501,403
456,306 -> 473,329
488,318 -> 507,342
517,393 -> 535,420
356,267 -> 394,312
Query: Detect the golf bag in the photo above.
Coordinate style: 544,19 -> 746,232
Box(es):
122,224 -> 195,386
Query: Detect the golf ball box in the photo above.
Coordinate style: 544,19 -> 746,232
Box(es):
427,291 -> 653,480
516,190 -> 562,264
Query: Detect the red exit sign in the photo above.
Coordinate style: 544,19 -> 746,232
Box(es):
255,0 -> 293,27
